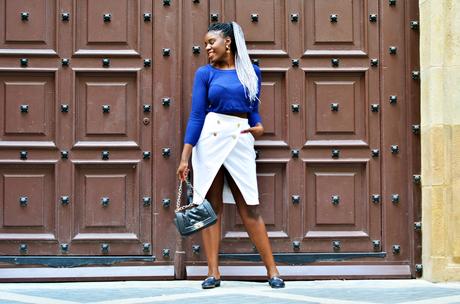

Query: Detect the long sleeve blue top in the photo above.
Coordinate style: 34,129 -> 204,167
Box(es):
184,63 -> 263,146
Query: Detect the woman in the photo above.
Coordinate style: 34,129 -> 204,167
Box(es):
176,21 -> 285,289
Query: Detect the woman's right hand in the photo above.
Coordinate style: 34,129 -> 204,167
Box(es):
177,160 -> 189,181
177,144 -> 192,181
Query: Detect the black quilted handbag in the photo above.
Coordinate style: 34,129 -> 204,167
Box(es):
174,178 -> 217,236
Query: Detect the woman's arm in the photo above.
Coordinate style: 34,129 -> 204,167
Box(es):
177,67 -> 208,180
183,67 -> 209,147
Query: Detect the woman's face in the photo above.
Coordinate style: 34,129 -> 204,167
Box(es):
204,31 -> 232,64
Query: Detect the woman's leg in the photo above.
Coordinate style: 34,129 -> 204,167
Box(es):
223,167 -> 280,278
201,166 -> 225,279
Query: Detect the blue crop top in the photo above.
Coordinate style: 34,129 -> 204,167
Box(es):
183,63 -> 263,146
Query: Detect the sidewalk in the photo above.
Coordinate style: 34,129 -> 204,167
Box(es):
0,279 -> 459,304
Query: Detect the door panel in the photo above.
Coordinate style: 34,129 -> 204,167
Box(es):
257,71 -> 288,143
74,0 -> 140,55
222,162 -> 290,249
74,71 -> 140,145
305,0 -> 367,54
0,164 -> 57,255
0,72 -> 55,142
305,71 -> 367,144
0,0 -> 57,53
303,161 -> 380,252
234,0 -> 286,53
69,163 -> 142,255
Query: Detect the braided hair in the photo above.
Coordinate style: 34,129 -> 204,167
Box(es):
207,22 -> 237,54
207,22 -> 260,104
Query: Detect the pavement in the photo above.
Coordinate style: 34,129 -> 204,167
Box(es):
0,279 -> 460,304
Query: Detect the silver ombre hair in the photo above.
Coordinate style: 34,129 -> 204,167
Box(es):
232,21 -> 261,104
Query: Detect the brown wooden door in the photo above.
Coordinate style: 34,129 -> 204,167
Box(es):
184,0 -> 382,257
0,0 -> 154,256
299,0 -> 382,253
0,0 -> 420,279
184,0 -> 420,279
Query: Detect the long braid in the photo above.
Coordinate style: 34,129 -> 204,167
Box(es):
207,22 -> 260,104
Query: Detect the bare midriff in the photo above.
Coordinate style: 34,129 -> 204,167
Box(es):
224,112 -> 248,119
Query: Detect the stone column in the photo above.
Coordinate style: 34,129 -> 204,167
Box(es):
420,0 -> 460,281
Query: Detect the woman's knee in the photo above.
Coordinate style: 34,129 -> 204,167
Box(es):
240,204 -> 260,220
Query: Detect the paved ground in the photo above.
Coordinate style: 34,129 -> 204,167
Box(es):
0,279 -> 459,304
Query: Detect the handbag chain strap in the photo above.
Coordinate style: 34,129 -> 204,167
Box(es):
175,178 -> 205,212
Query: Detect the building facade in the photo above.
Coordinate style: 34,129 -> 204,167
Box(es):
0,0 -> 456,282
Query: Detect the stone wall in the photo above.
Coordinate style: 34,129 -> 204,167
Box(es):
420,0 -> 460,281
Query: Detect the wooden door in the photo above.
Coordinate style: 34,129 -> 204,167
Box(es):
0,0 -> 154,257
184,0 -> 420,279
0,0 -> 420,280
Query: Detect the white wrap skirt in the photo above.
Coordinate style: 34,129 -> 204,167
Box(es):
191,112 -> 259,206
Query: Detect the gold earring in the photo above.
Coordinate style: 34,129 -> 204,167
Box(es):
226,45 -> 230,53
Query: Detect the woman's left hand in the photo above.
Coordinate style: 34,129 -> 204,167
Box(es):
241,123 -> 264,138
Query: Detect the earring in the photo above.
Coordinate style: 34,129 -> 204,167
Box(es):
226,45 -> 230,53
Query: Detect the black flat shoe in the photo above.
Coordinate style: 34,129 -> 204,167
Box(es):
268,276 -> 285,288
202,276 -> 221,289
